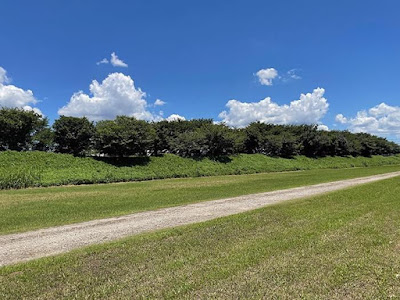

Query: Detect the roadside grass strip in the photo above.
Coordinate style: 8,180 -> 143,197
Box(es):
1,165 -> 400,235
1,176 -> 400,299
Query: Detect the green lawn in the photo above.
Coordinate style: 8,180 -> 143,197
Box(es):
1,165 -> 400,235
1,176 -> 400,299
1,150 -> 400,189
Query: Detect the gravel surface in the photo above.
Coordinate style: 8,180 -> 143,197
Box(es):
1,171 -> 399,267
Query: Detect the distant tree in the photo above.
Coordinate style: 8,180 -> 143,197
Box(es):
4,108 -> 398,159
201,124 -> 236,157
329,132 -> 350,156
279,134 -> 298,158
173,130 -> 205,157
53,116 -> 94,156
154,119 -> 215,156
0,107 -> 48,151
95,116 -> 155,157
243,122 -> 297,157
232,128 -> 246,154
153,120 -> 181,155
32,128 -> 54,151
244,122 -> 270,154
298,125 -> 330,157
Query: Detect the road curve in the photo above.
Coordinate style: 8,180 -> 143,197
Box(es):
1,171 -> 399,267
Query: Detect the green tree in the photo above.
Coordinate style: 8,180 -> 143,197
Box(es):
95,116 -> 155,157
244,122 -> 270,154
32,128 -> 54,151
173,130 -> 205,157
0,107 -> 48,151
202,124 -> 236,157
53,116 -> 95,156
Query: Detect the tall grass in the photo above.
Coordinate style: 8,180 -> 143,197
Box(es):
0,166 -> 42,190
1,151 -> 400,190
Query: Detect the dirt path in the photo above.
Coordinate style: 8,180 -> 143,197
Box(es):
1,171 -> 399,267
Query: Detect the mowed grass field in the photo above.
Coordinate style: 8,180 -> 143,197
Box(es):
1,151 -> 400,189
1,165 -> 400,235
1,176 -> 400,298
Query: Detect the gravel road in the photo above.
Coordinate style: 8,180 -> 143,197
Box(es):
1,171 -> 399,267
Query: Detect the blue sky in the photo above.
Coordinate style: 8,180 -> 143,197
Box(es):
1,0 -> 400,142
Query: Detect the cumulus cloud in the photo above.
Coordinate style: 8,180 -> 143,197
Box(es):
317,124 -> 329,131
110,52 -> 128,67
335,114 -> 347,124
22,105 -> 42,115
255,68 -> 278,86
154,99 -> 166,106
96,52 -> 128,67
219,88 -> 328,127
166,114 -> 186,122
0,66 -> 42,114
58,72 -> 159,121
336,103 -> 400,138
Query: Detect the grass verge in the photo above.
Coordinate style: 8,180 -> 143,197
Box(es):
1,176 -> 400,299
1,165 -> 400,235
1,151 -> 400,189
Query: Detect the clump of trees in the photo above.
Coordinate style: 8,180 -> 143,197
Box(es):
1,107 -> 399,158
95,116 -> 154,157
0,108 -> 49,151
53,116 -> 94,156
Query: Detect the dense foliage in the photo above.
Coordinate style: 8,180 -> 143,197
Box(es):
95,116 -> 155,157
0,108 -> 399,158
53,116 -> 95,156
0,108 -> 48,151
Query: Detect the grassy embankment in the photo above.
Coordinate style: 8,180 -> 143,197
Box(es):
1,176 -> 400,298
1,164 -> 400,235
1,150 -> 400,189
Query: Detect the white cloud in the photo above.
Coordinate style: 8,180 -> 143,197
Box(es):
0,66 -> 42,114
255,68 -> 278,86
219,88 -> 328,127
96,52 -> 128,67
287,69 -> 302,80
58,72 -> 160,121
335,114 -> 347,124
0,67 -> 11,84
110,52 -> 128,67
154,99 -> 166,106
317,124 -> 329,131
96,58 -> 109,65
336,103 -> 400,138
166,114 -> 186,122
23,105 -> 42,115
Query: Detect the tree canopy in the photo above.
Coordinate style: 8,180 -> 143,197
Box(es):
0,108 -> 48,151
53,116 -> 95,156
0,108 -> 399,158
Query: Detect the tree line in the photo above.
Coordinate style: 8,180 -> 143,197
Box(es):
1,107 -> 399,158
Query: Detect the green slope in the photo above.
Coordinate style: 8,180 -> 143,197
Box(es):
1,150 -> 400,189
